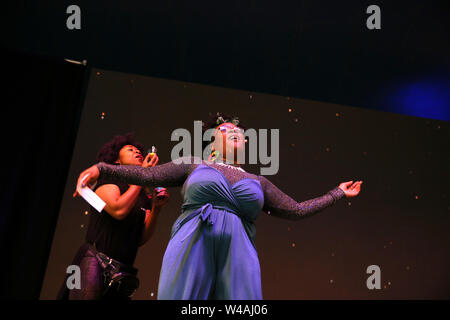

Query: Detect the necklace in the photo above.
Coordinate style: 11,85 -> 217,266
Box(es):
215,161 -> 245,172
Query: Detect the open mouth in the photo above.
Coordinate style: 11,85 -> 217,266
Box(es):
136,155 -> 144,161
228,135 -> 241,142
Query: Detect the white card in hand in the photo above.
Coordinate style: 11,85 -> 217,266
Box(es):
77,174 -> 106,213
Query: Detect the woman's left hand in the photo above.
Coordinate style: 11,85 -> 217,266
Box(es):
338,180 -> 363,198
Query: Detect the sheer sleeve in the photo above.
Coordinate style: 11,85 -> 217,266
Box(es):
259,176 -> 346,220
97,156 -> 196,188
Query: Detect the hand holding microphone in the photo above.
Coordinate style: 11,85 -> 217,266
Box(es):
142,145 -> 159,168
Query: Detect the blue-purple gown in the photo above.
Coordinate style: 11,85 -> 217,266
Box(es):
158,165 -> 264,299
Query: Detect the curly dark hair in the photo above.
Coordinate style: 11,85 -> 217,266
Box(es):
96,133 -> 145,164
201,112 -> 246,152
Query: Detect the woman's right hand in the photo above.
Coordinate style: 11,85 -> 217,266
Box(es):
73,164 -> 100,197
142,152 -> 159,168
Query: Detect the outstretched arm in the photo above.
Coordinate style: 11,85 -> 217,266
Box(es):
259,176 -> 348,220
74,157 -> 197,197
97,159 -> 192,188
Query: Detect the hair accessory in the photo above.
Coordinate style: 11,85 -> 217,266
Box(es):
216,115 -> 240,126
216,116 -> 225,125
209,150 -> 218,161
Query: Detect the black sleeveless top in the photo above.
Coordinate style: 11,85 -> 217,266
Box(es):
85,178 -> 152,266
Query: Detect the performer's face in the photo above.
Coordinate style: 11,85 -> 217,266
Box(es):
212,122 -> 245,162
116,145 -> 144,166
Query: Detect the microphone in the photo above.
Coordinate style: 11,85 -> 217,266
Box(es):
147,145 -> 157,159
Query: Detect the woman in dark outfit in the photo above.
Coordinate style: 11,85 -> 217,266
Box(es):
58,133 -> 169,300
75,114 -> 363,300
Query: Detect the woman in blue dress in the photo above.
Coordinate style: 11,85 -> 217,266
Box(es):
75,113 -> 363,300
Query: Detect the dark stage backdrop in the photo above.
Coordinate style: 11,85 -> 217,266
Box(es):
41,68 -> 449,299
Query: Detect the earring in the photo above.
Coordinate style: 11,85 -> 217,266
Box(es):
209,150 -> 218,162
